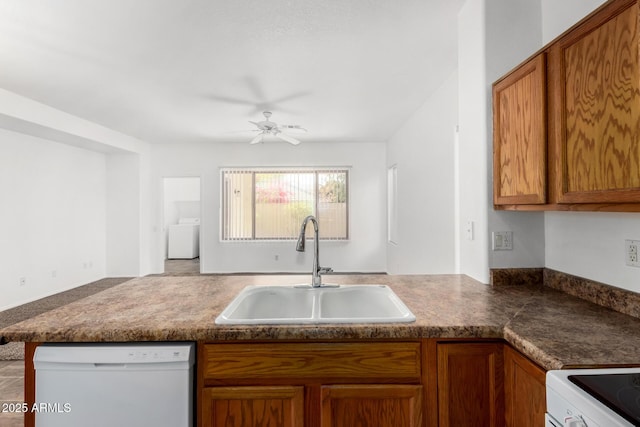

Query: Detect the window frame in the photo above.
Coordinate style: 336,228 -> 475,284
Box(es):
220,167 -> 350,242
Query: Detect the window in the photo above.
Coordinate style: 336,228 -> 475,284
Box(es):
387,165 -> 398,245
221,168 -> 349,241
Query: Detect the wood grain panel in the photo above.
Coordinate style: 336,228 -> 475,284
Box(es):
202,342 -> 421,383
504,346 -> 546,427
437,342 -> 504,427
320,385 -> 423,427
493,53 -> 547,205
560,1 -> 640,202
24,342 -> 40,427
203,386 -> 304,427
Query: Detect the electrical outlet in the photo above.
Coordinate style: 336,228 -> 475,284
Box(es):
19,277 -> 26,286
492,231 -> 513,251
626,240 -> 640,267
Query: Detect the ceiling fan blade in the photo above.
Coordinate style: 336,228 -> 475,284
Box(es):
280,124 -> 307,133
249,133 -> 264,145
205,94 -> 257,106
276,132 -> 301,145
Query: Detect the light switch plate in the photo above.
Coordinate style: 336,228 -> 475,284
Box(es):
466,221 -> 474,241
492,231 -> 513,251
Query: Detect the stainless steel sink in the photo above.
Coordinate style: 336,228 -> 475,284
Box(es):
215,284 -> 416,325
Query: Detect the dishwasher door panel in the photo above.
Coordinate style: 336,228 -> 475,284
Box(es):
34,343 -> 194,427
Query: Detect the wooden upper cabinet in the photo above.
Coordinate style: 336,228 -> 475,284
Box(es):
493,53 -> 547,205
551,0 -> 640,204
493,0 -> 640,210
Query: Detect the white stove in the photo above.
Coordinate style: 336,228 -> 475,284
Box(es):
546,368 -> 640,427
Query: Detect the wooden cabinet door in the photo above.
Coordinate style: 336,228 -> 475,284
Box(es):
437,342 -> 504,427
202,386 -> 304,427
551,0 -> 640,203
504,346 -> 546,427
320,385 -> 422,427
493,53 -> 547,205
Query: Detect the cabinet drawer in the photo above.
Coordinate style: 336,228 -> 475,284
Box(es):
202,342 -> 421,383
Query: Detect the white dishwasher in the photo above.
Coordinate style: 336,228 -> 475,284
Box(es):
33,342 -> 195,427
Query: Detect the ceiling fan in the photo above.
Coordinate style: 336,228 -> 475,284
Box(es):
248,111 -> 306,145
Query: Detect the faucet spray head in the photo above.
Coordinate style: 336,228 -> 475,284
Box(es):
296,215 -> 315,252
296,232 -> 306,252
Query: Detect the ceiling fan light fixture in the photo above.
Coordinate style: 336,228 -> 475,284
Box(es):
247,111 -> 304,146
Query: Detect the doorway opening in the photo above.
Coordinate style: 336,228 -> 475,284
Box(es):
162,177 -> 201,274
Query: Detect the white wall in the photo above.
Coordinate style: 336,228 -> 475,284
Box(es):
541,0 -> 640,292
485,0 -> 546,271
386,71 -> 458,274
0,129 -> 107,310
541,0 -> 606,45
0,89 -> 153,288
106,153 -> 141,277
457,0 -> 546,282
0,88 -> 147,154
150,141 -> 387,274
546,212 -> 640,291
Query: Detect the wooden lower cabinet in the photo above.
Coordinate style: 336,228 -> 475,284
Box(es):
202,386 -> 304,427
199,341 -> 424,427
199,340 -> 547,427
436,342 -> 505,427
504,346 -> 546,427
321,385 -> 423,427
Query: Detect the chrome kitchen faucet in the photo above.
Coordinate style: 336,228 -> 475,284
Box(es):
296,215 -> 333,287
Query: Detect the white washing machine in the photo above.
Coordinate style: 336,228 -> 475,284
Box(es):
168,218 -> 200,259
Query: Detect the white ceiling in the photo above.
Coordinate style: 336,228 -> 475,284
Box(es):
0,0 -> 464,145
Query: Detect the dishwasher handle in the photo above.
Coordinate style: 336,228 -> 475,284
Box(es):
93,363 -> 126,368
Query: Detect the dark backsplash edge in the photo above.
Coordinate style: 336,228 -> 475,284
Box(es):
490,268 -> 544,287
490,267 -> 640,320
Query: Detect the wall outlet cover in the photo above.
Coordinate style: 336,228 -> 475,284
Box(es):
626,240 -> 640,267
493,231 -> 513,251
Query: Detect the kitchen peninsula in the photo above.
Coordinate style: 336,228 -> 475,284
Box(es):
2,273 -> 640,427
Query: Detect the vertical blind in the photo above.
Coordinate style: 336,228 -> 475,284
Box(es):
221,168 -> 349,241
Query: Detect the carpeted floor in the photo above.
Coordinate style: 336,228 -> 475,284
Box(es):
0,277 -> 133,360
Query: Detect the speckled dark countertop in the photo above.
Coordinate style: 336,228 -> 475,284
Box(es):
1,274 -> 640,371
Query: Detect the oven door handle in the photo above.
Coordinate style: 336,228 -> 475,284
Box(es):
564,415 -> 588,427
546,413 -> 562,427
546,413 -> 589,427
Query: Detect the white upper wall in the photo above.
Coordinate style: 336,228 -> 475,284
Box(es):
457,0 -> 490,283
0,89 -> 153,300
541,0 -> 607,45
457,0 -> 546,283
0,88 -> 147,154
149,141 -> 387,274
485,0 -> 546,271
386,70 -> 458,274
0,128 -> 107,310
106,153 -> 141,277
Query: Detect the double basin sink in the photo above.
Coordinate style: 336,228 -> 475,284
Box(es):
215,284 -> 416,325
